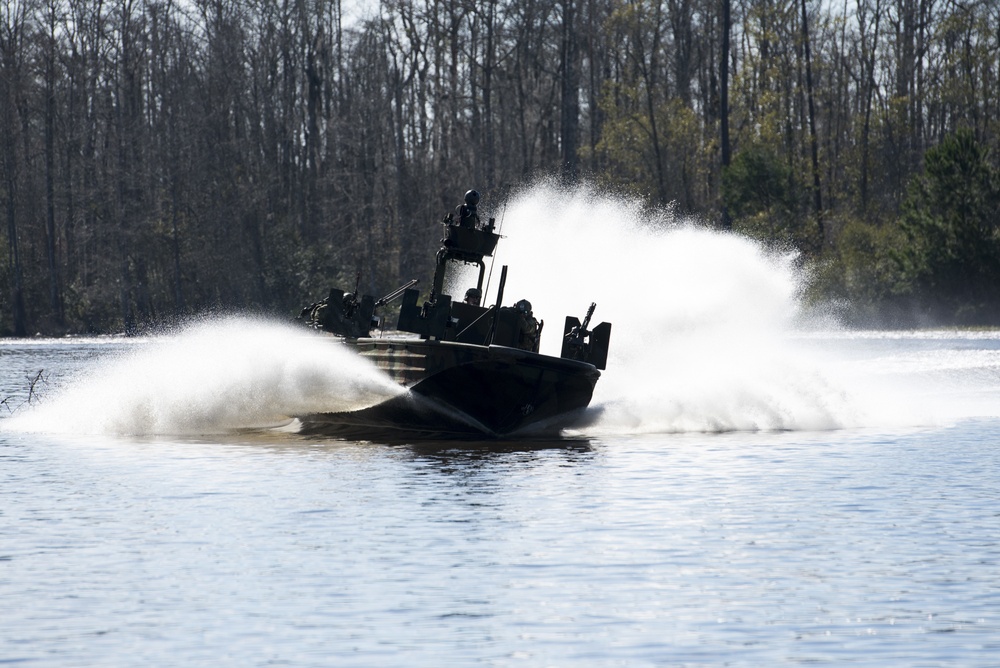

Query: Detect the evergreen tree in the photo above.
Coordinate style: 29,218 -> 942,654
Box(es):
896,129 -> 1000,324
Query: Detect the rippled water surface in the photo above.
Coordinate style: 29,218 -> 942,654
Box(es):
2,330 -> 1000,666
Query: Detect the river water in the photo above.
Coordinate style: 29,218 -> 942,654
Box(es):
2,324 -> 999,667
3,190 -> 1000,665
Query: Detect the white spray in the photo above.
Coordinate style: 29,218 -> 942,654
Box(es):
467,183 -> 927,433
6,317 -> 402,436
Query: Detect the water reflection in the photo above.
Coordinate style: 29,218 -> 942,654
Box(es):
401,438 -> 596,479
101,427 -> 598,473
403,437 -> 593,457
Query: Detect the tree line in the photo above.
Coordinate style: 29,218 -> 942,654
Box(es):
2,0 -> 999,336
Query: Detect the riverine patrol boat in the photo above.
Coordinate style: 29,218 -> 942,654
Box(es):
296,190 -> 611,438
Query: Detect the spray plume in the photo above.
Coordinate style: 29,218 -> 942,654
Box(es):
6,317 -> 402,436
471,183 -> 921,433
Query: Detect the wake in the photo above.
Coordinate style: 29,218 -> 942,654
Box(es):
4,317 -> 402,436
473,183 -> 934,434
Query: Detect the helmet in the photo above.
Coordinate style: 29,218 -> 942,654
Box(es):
515,299 -> 532,314
464,190 -> 481,207
465,288 -> 482,305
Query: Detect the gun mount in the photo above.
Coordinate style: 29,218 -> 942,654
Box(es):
561,302 -> 611,370
298,274 -> 418,339
431,216 -> 500,297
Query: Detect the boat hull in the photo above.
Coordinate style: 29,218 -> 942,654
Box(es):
298,338 -> 601,439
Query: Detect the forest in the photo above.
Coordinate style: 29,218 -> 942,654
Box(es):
2,0 -> 999,336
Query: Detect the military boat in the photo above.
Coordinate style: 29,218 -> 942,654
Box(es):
296,190 -> 611,439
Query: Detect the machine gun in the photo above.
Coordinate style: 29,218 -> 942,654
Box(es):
297,271 -> 362,328
376,279 -> 419,308
565,302 -> 596,347
298,274 -> 420,338
341,271 -> 363,316
560,302 -> 612,370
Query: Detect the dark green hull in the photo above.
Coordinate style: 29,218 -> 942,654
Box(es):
299,338 -> 601,439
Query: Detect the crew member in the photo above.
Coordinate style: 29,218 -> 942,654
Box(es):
514,299 -> 539,351
455,190 -> 481,228
464,287 -> 482,306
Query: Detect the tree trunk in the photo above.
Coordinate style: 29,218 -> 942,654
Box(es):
720,0 -> 732,229
859,0 -> 882,215
3,164 -> 28,337
560,0 -> 580,180
801,0 -> 823,243
44,0 -> 64,326
1,2 -> 30,335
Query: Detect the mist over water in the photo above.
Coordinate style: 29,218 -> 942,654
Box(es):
473,183 -> 986,433
6,318 -> 402,436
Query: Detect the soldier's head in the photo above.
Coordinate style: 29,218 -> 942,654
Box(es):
515,299 -> 532,314
465,288 -> 482,306
464,190 -> 481,208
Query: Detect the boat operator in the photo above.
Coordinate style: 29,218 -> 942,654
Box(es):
464,287 -> 482,306
455,189 -> 481,228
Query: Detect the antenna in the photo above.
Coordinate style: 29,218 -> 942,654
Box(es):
484,200 -> 507,302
